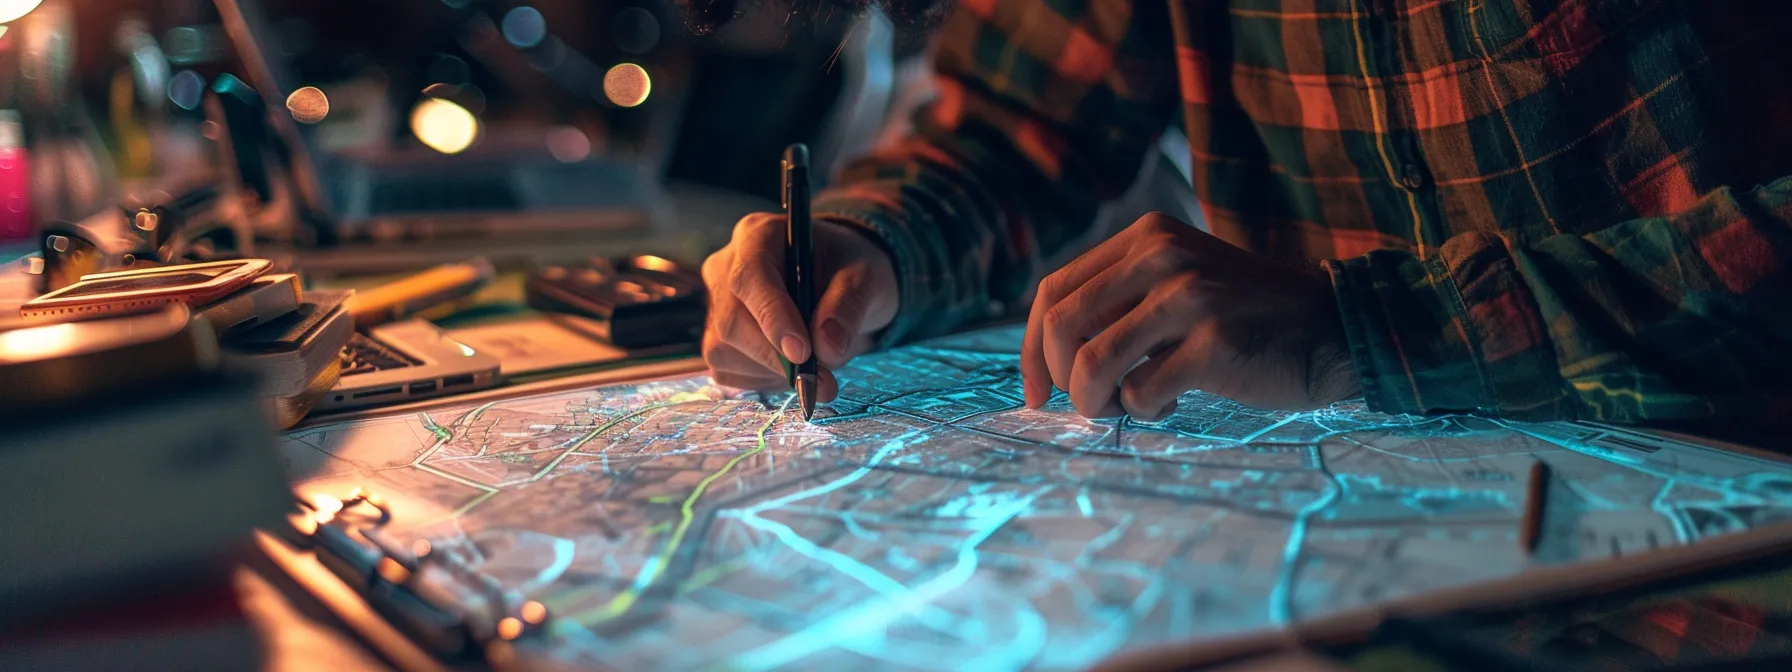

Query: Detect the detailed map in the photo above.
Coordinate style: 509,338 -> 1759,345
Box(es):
280,325 -> 1792,671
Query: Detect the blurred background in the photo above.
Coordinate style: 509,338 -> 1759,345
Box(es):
0,0 -> 939,268
1,0 -> 1195,273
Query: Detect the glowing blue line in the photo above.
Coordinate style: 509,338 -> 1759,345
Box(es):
721,493 -> 1041,672
733,514 -> 915,600
736,433 -> 921,515
1239,413 -> 1300,442
525,537 -> 577,593
1077,489 -> 1094,518
626,557 -> 662,595
959,602 -> 1047,671
1650,478 -> 1692,544
1269,447 -> 1340,625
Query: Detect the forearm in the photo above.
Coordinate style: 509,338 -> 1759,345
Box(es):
812,0 -> 1178,347
814,131 -> 1105,347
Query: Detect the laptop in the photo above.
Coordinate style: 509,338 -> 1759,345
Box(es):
212,0 -> 666,248
226,289 -> 501,414
318,316 -> 502,413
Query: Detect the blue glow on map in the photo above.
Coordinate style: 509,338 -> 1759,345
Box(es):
280,325 -> 1792,671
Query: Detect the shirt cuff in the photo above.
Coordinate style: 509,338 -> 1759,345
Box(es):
1325,237 -> 1569,420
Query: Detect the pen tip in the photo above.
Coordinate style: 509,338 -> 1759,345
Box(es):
796,377 -> 817,421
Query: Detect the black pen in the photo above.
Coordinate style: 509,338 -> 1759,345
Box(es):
782,144 -> 819,420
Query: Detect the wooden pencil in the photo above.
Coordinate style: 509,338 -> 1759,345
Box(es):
1519,460 -> 1550,555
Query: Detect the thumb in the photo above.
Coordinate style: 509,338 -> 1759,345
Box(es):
812,264 -> 888,369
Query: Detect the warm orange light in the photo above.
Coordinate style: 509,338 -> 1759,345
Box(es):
520,601 -> 547,624
631,255 -> 677,273
0,0 -> 45,24
603,63 -> 651,108
287,512 -> 318,536
0,323 -> 77,360
410,98 -> 479,155
412,539 -> 432,558
497,617 -> 524,640
286,86 -> 329,124
376,557 -> 412,584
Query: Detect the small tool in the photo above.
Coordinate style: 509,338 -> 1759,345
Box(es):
1519,460 -> 1550,555
345,257 -> 495,330
782,144 -> 818,421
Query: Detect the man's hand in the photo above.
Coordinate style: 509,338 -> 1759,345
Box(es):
701,213 -> 899,403
1021,213 -> 1361,420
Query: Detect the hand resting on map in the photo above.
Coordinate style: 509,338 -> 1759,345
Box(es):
700,213 -> 899,404
1021,214 -> 1361,420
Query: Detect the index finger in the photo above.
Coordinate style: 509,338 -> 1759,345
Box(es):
728,214 -> 810,363
1021,235 -> 1135,408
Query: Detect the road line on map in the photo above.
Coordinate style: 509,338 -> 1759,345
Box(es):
533,402 -> 677,482
720,491 -> 1042,672
573,394 -> 794,623
1269,446 -> 1341,625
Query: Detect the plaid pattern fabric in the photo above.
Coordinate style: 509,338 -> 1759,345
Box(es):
811,0 -> 1792,439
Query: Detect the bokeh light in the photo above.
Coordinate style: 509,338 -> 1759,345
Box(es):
167,70 -> 205,110
501,6 -> 546,49
603,63 -> 651,108
410,98 -> 479,155
285,86 -> 329,124
0,0 -> 45,24
546,126 -> 591,163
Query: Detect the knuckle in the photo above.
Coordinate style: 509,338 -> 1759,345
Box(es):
1138,241 -> 1185,274
1136,212 -> 1178,233
1158,272 -> 1203,307
1074,343 -> 1107,373
1043,302 -> 1076,332
1121,378 -> 1161,413
735,212 -> 779,238
1037,270 -> 1070,302
700,254 -> 721,284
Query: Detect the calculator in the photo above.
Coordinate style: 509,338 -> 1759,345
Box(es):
523,254 -> 706,349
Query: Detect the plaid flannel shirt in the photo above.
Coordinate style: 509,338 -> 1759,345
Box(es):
813,0 -> 1792,439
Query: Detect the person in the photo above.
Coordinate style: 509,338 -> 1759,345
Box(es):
693,0 -> 1792,442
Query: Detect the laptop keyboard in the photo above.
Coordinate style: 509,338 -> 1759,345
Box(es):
340,334 -> 421,377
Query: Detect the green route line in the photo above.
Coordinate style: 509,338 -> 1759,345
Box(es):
574,394 -> 795,624
532,402 -> 677,482
413,404 -> 501,522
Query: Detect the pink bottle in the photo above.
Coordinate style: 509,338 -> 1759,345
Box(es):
0,111 -> 31,243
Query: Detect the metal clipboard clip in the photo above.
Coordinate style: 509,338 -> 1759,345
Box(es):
287,488 -> 552,657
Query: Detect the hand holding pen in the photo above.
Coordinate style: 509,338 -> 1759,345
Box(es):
696,146 -> 900,410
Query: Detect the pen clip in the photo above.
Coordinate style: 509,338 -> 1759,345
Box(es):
780,158 -> 791,211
